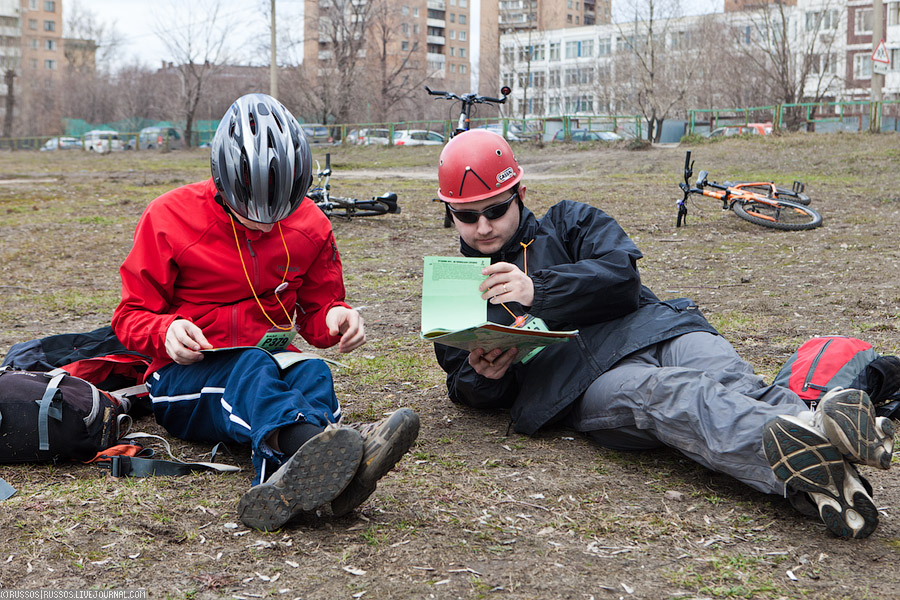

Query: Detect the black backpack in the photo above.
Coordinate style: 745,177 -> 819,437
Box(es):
0,367 -> 130,464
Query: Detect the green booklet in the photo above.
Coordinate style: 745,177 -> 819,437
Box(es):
420,256 -> 578,363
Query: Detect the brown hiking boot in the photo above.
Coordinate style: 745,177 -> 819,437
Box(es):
331,408 -> 420,517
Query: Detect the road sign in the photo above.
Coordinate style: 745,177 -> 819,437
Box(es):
873,39 -> 890,75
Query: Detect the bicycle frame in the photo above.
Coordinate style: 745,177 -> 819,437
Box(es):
677,151 -> 821,231
307,153 -> 400,219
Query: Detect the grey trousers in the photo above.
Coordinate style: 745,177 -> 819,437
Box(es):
564,331 -> 810,494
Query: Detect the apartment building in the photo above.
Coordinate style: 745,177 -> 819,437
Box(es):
502,0 -> 899,122
302,0 -> 499,121
20,0 -> 62,79
0,0 -> 19,75
723,0 -> 798,13
499,0 -> 612,29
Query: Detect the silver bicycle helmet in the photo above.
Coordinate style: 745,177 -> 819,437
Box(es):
210,93 -> 312,223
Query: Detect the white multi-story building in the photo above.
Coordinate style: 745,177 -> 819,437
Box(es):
501,0 -> 900,121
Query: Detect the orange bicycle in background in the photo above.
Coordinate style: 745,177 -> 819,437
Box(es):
677,151 -> 822,231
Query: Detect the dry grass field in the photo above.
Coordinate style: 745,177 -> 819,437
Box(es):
1,132 -> 899,598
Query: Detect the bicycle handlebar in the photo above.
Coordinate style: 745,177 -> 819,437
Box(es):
424,85 -> 508,105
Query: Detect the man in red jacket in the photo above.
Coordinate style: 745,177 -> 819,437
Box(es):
113,93 -> 418,531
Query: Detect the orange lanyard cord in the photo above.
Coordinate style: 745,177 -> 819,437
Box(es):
500,238 -> 535,327
230,216 -> 294,331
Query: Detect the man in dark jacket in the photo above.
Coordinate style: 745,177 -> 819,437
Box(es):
433,129 -> 894,539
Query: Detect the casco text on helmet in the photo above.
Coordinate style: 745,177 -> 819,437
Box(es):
437,129 -> 524,203
210,93 -> 313,224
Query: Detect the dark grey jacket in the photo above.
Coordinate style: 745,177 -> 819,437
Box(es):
434,200 -> 718,435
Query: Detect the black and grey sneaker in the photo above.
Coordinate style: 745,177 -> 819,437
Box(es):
817,388 -> 895,470
331,408 -> 420,517
764,415 -> 879,539
238,425 -> 363,531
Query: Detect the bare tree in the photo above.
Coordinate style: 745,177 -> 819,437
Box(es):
729,0 -> 845,128
613,0 -> 697,142
64,0 -> 123,72
302,0 -> 374,125
114,64 -> 167,129
55,1 -> 123,131
0,39 -> 17,138
367,0 -> 430,122
498,4 -> 539,120
154,0 -> 234,146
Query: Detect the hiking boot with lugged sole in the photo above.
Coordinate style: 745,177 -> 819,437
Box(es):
817,388 -> 895,470
238,425 -> 363,531
764,415 -> 879,539
331,408 -> 420,517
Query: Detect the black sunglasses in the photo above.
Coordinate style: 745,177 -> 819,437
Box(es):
446,191 -> 518,224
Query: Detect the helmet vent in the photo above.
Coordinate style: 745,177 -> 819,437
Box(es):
248,113 -> 257,135
267,130 -> 276,150
496,149 -> 502,156
272,112 -> 283,133
267,161 -> 277,207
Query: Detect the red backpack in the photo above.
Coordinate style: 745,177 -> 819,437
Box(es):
772,336 -> 900,411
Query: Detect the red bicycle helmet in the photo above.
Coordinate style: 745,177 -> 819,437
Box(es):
437,129 -> 523,203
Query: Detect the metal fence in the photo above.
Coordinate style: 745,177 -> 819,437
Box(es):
687,100 -> 900,135
6,102 -> 898,151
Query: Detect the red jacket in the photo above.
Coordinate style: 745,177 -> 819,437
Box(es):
112,178 -> 349,376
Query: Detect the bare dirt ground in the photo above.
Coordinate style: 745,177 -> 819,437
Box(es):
1,133 -> 900,599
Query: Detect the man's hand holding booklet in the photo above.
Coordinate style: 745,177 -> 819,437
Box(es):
420,256 -> 578,364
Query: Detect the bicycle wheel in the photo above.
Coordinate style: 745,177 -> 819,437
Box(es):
328,196 -> 394,218
732,198 -> 822,231
733,183 -> 811,205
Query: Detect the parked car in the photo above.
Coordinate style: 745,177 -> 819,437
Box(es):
706,123 -> 773,138
40,136 -> 81,151
347,127 -> 392,145
82,129 -> 124,153
392,129 -> 445,146
476,123 -> 523,142
133,126 -> 184,150
301,124 -> 333,145
552,128 -> 621,142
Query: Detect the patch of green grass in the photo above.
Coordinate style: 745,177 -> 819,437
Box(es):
708,310 -> 755,334
32,288 -> 121,316
667,553 -> 784,598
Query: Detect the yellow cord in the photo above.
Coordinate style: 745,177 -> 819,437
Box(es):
230,216 -> 294,331
500,238 -> 535,328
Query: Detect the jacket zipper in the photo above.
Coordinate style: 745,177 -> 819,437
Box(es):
803,339 -> 832,392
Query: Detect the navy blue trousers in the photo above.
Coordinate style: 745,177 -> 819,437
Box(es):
146,348 -> 341,484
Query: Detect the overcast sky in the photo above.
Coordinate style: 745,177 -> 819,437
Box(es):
70,0 -> 722,71
68,0 -> 303,69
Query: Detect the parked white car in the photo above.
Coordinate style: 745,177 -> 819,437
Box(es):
347,128 -> 392,145
392,129 -> 445,146
83,129 -> 124,153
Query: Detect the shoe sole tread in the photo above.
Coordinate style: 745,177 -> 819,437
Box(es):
821,389 -> 895,470
239,428 -> 363,531
764,416 -> 878,539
